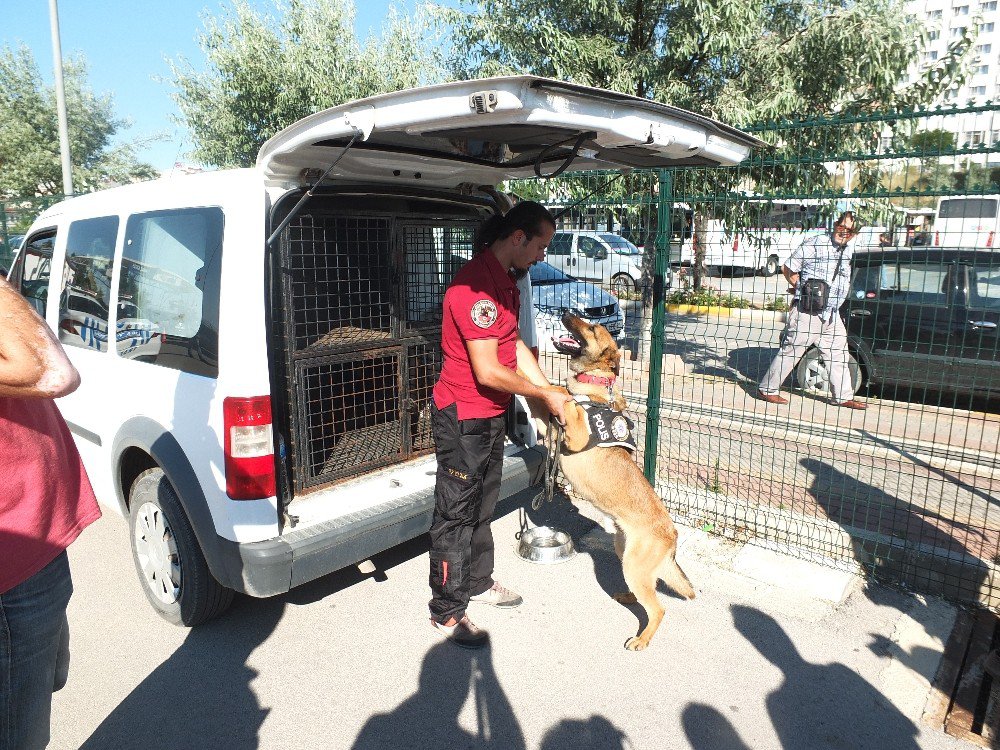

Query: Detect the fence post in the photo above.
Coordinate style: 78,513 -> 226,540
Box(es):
0,201 -> 8,247
643,169 -> 671,484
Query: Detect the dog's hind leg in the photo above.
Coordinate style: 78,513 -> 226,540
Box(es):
616,536 -> 666,651
661,550 -> 696,600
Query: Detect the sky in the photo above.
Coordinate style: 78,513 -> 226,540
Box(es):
2,0 -> 458,173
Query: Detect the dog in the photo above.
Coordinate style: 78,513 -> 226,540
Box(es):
532,313 -> 695,651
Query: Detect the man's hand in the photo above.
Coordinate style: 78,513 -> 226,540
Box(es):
540,385 -> 573,425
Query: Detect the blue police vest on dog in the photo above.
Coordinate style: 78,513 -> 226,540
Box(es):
568,396 -> 637,453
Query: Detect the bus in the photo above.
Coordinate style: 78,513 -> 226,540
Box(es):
934,195 -> 1000,248
675,199 -> 830,276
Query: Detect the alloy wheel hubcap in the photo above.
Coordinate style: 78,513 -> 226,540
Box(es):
133,501 -> 181,605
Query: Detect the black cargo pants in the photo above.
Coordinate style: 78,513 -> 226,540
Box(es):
428,401 -> 507,624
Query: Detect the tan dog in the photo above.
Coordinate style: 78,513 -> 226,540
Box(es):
537,313 -> 695,651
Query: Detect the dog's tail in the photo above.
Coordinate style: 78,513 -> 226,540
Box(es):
660,548 -> 697,600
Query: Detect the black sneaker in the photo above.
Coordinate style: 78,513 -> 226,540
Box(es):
431,615 -> 489,649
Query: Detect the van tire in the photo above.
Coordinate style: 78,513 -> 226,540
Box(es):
611,273 -> 636,297
763,255 -> 780,277
128,468 -> 234,626
795,347 -> 863,398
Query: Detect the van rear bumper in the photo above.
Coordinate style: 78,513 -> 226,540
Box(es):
215,446 -> 544,598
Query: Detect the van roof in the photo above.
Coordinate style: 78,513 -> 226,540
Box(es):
257,76 -> 762,188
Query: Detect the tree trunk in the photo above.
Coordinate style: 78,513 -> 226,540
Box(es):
692,211 -> 708,290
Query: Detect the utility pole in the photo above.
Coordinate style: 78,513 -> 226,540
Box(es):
49,0 -> 73,196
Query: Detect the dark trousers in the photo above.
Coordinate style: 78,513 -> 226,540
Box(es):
428,402 -> 506,623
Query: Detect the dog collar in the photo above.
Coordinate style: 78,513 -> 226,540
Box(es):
575,373 -> 616,388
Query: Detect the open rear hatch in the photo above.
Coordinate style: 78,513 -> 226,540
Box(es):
262,76 -> 760,522
258,75 -> 763,189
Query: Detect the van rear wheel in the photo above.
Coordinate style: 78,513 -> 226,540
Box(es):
128,468 -> 233,626
763,255 -> 780,277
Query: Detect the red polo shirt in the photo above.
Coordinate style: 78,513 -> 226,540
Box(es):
434,250 -> 521,419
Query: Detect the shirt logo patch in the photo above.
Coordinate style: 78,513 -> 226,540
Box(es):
471,299 -> 498,329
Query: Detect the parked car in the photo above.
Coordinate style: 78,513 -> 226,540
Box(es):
546,230 -> 645,296
529,261 -> 625,351
0,234 -> 24,277
798,248 -> 1000,401
8,75 -> 758,626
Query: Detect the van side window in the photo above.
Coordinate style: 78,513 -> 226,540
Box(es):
547,234 -> 572,256
59,216 -> 119,353
120,207 -> 224,377
12,231 -> 56,318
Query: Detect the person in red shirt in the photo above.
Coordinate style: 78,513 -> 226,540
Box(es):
429,201 -> 572,649
0,276 -> 101,749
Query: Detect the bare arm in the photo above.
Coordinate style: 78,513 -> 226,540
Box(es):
0,277 -> 80,398
466,337 -> 572,423
782,265 -> 799,291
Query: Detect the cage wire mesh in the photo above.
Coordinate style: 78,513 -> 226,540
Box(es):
512,102 -> 1000,608
281,211 -> 477,490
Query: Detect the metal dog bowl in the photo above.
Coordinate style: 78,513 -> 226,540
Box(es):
515,526 -> 576,564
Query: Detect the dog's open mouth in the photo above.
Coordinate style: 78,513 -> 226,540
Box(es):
551,333 -> 583,355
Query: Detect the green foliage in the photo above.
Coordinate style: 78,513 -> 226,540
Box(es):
665,288 -> 753,308
435,0 -> 974,125
170,0 -> 446,168
762,296 -> 791,312
0,45 -> 156,197
907,128 -> 956,154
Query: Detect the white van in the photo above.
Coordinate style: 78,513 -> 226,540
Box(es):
934,195 -> 1000,248
10,76 -> 758,625
546,230 -> 645,295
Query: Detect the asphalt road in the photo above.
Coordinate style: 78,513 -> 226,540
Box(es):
50,487 -> 967,750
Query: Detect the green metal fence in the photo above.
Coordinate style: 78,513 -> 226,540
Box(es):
514,101 -> 1000,609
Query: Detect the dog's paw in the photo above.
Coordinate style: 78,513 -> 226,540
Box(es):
624,636 -> 648,652
613,592 -> 637,605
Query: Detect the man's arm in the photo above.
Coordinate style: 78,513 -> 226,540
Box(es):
782,264 -> 799,291
0,277 -> 80,398
466,337 -> 571,423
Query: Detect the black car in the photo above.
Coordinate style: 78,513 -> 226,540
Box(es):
799,248 -> 1000,400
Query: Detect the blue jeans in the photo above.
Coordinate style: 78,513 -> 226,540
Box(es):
1,551 -> 73,750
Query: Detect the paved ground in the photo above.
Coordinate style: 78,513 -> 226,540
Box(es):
51,487 -> 972,750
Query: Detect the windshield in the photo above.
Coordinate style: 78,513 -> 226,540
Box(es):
530,261 -> 575,284
598,233 -> 641,254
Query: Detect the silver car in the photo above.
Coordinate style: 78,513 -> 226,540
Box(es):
529,261 -> 625,351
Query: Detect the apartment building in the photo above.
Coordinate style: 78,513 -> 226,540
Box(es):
905,0 -> 1000,162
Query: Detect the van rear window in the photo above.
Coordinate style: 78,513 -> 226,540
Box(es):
119,207 -> 224,377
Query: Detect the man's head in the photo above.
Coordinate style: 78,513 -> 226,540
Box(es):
476,201 -> 556,272
832,211 -> 860,245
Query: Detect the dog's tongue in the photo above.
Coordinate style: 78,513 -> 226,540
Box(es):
552,335 -> 582,353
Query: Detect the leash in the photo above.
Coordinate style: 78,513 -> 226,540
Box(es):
518,416 -> 566,539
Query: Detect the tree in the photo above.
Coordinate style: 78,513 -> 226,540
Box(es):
436,0 -> 976,292
0,45 -> 157,198
169,0 -> 446,168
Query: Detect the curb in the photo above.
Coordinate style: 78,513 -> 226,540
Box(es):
665,304 -> 788,323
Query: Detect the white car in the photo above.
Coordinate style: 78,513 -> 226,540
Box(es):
546,230 -> 645,295
9,76 -> 758,626
529,261 -> 625,351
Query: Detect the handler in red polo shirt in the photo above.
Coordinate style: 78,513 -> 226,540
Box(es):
429,201 -> 572,649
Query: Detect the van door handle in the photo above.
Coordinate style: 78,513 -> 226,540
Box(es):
850,310 -> 871,317
968,319 -> 998,330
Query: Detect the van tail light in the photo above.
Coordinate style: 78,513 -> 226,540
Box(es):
732,236 -> 739,253
223,396 -> 276,500
934,231 -> 940,246
988,231 -> 995,248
